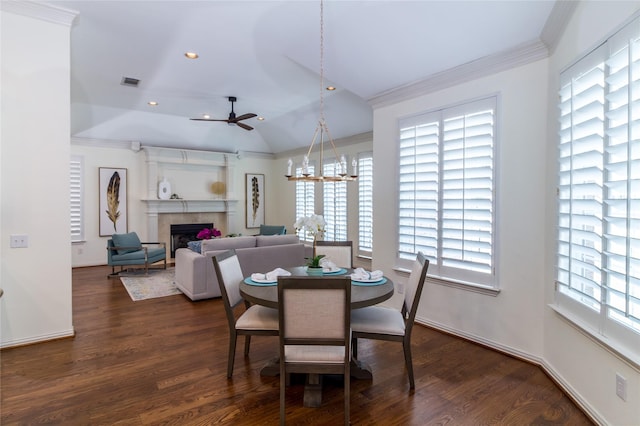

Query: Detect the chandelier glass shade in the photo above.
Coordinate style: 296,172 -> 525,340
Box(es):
285,0 -> 357,183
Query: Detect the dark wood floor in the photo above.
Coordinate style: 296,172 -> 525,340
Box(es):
1,265 -> 593,425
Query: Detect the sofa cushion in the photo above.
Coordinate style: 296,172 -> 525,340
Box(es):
202,235 -> 256,252
255,234 -> 299,247
111,232 -> 142,255
187,240 -> 202,253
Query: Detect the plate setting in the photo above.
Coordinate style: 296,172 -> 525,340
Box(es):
244,277 -> 277,286
351,277 -> 387,286
323,267 -> 347,275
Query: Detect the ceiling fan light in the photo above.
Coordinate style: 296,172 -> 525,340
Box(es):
184,52 -> 198,59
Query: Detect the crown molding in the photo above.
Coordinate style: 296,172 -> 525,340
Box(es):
368,39 -> 548,109
1,1 -> 77,27
540,0 -> 579,55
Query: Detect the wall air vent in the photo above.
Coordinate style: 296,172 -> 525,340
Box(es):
121,76 -> 140,87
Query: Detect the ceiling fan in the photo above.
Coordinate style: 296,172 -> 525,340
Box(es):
190,96 -> 257,131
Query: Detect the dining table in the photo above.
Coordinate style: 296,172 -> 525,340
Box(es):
239,265 -> 394,408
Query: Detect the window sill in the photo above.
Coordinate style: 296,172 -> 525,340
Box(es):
549,304 -> 640,370
393,267 -> 500,297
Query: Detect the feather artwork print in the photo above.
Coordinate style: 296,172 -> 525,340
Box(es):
106,171 -> 121,231
251,176 -> 259,223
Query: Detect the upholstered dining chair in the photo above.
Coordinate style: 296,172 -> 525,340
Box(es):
277,276 -> 352,425
212,250 -> 279,378
313,240 -> 353,269
350,252 -> 429,389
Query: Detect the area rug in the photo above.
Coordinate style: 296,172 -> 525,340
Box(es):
120,268 -> 182,301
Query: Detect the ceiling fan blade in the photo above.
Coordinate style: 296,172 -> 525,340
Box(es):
233,113 -> 257,122
190,118 -> 229,122
236,122 -> 254,131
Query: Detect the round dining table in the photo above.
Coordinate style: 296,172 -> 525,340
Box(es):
239,265 -> 394,408
239,266 -> 394,310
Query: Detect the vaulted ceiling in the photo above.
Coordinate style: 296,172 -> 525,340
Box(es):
57,0 -> 560,154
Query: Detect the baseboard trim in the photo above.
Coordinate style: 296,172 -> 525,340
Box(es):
0,328 -> 75,350
414,315 -> 604,425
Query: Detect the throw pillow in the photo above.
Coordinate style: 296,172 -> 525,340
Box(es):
111,232 -> 142,255
187,240 -> 202,253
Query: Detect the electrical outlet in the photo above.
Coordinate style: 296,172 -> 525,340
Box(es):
10,234 -> 28,248
616,373 -> 627,401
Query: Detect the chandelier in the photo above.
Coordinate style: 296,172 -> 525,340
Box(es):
285,0 -> 357,182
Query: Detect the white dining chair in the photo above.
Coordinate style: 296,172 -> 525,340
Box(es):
350,252 -> 429,389
277,275 -> 352,425
313,240 -> 353,269
212,249 -> 279,378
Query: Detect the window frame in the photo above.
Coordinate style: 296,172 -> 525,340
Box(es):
358,152 -> 373,256
554,15 -> 640,363
396,96 -> 498,289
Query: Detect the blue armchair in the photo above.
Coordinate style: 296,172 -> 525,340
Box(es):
258,225 -> 286,235
106,232 -> 167,277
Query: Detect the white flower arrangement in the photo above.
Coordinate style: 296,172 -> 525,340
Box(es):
294,214 -> 326,238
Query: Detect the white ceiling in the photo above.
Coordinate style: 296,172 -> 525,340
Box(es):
55,0 -> 558,154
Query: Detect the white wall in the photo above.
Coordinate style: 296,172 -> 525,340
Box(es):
1,4 -> 76,347
543,2 -> 640,425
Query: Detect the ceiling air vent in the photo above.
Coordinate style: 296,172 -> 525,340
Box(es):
121,76 -> 140,87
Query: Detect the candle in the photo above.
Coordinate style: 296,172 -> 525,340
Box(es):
303,155 -> 309,175
351,158 -> 358,176
287,158 -> 292,176
340,155 -> 347,175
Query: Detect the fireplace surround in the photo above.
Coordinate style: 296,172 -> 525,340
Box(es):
169,223 -> 213,257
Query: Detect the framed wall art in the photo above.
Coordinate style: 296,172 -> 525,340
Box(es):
245,173 -> 265,228
99,167 -> 128,236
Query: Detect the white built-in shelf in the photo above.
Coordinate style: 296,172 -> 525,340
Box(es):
142,199 -> 238,214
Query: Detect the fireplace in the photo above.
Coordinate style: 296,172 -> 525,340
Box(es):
170,223 -> 213,257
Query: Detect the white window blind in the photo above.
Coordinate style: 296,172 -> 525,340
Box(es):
323,159 -> 347,241
295,165 -> 315,242
358,153 -> 373,254
70,156 -> 84,242
398,97 -> 496,287
556,16 -> 640,349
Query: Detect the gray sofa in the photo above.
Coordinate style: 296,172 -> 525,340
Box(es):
175,234 -> 312,301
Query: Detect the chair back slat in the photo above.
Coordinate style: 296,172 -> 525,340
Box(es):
313,241 -> 353,269
405,252 -> 429,322
212,250 -> 245,308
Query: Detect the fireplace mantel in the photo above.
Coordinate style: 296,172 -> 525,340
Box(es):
142,199 -> 238,214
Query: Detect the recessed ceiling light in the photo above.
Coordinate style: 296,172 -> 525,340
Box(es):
184,52 -> 199,59
257,117 -> 265,121
203,114 -> 210,119
148,101 -> 158,106
326,86 -> 336,91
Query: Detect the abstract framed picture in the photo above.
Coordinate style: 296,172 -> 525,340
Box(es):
99,167 -> 128,236
245,173 -> 265,228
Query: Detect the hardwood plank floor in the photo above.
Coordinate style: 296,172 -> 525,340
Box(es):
1,265 -> 593,425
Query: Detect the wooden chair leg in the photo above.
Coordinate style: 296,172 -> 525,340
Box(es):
244,335 -> 251,356
280,367 -> 286,425
403,339 -> 415,389
227,333 -> 237,378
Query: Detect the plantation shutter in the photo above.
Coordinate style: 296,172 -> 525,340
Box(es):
556,15 -> 640,350
70,156 -> 83,242
440,99 -> 495,277
295,165 -> 315,242
358,153 -> 373,254
398,97 -> 496,286
323,160 -> 347,241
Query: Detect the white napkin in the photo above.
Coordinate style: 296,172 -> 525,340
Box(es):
350,267 -> 384,281
320,258 -> 338,272
251,268 -> 291,282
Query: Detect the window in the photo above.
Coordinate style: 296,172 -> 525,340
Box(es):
358,153 -> 373,254
556,16 -> 640,351
398,97 -> 497,287
323,159 -> 347,240
70,155 -> 84,242
295,164 -> 315,242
